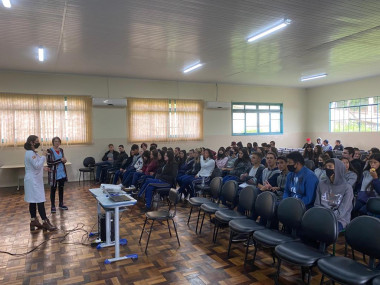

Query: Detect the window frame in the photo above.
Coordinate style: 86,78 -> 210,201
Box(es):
231,102 -> 283,136
329,96 -> 380,133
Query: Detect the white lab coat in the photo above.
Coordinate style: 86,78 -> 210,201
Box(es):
24,150 -> 46,203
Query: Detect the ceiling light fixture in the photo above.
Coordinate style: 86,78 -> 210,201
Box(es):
183,63 -> 203,74
38,47 -> 44,62
247,19 -> 291,43
300,73 -> 327,81
2,0 -> 11,8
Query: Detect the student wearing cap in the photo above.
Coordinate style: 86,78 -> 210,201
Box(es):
303,138 -> 314,149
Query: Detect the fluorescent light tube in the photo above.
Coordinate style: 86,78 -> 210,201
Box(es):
183,63 -> 203,73
38,47 -> 44,62
300,73 -> 327,81
2,0 -> 11,8
247,19 -> 291,43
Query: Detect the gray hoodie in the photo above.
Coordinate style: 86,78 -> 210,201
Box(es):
314,158 -> 353,228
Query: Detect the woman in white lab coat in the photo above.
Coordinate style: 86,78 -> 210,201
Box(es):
24,135 -> 56,231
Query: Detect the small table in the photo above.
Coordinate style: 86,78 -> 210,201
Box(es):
89,188 -> 138,264
0,162 -> 71,190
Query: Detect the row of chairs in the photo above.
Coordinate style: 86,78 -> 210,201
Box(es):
185,177 -> 380,284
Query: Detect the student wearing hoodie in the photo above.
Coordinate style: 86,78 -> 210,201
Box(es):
340,157 -> 358,189
314,158 -> 353,231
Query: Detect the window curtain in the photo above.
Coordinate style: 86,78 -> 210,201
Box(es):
0,93 -> 92,146
127,98 -> 203,142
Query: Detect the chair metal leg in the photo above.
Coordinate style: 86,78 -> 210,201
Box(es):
244,234 -> 251,266
167,219 -> 172,237
212,221 -> 219,243
172,219 -> 180,246
187,206 -> 193,225
227,230 -> 234,257
139,217 -> 148,244
344,241 -> 348,257
320,274 -> 325,285
145,220 -> 155,254
252,241 -> 258,264
195,208 -> 202,234
306,267 -> 312,285
199,212 -> 206,234
301,267 -> 306,283
275,258 -> 282,284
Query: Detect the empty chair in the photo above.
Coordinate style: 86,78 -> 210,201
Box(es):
78,157 -> 95,182
317,216 -> 380,285
198,180 -> 238,236
372,276 -> 380,285
139,189 -> 180,254
213,186 -> 257,243
274,207 -> 338,285
187,177 -> 222,233
252,197 -> 305,265
367,197 -> 380,216
228,191 -> 277,265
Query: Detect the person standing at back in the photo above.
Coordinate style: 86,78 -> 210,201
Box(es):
47,137 -> 68,213
24,135 -> 57,231
283,151 -> 319,209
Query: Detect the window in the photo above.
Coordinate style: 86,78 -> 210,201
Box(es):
232,103 -> 283,135
0,94 -> 92,146
330,97 -> 380,132
127,98 -> 203,142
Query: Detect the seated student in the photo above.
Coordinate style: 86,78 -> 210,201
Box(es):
239,152 -> 265,189
221,147 -> 238,176
191,148 -> 215,195
215,147 -> 228,170
270,156 -> 289,201
130,149 -> 160,188
123,150 -> 150,187
140,142 -> 148,154
246,143 -> 253,155
283,151 -> 319,209
176,148 -> 201,198
99,144 -> 128,183
178,149 -> 194,178
257,152 -> 281,191
313,145 -> 323,165
314,159 -> 353,232
303,144 -> 314,161
343,146 -> 364,193
363,147 -> 380,170
340,157 -> 358,189
314,154 -> 330,181
353,153 -> 380,215
176,150 -> 187,176
113,144 -> 139,184
333,140 -> 344,151
174,147 -> 181,162
121,149 -> 143,186
252,142 -> 259,152
222,148 -> 251,183
142,150 -> 178,210
303,138 -> 314,149
95,144 -> 119,182
322,139 -> 333,152
316,137 -> 322,146
137,150 -> 165,194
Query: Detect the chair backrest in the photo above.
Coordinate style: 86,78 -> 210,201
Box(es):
210,177 -> 223,200
168,188 -> 180,217
83,157 -> 95,167
255,191 -> 277,227
301,207 -> 338,251
238,186 -> 258,213
277,197 -> 306,236
366,197 -> 380,215
345,216 -> 380,267
221,180 -> 238,206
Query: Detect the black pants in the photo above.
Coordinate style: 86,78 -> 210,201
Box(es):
29,202 -> 47,220
50,178 -> 65,207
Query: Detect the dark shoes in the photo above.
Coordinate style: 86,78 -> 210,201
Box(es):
30,218 -> 44,231
59,205 -> 68,210
42,218 -> 57,231
51,206 -> 56,213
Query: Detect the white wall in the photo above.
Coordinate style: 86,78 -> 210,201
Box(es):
0,71 -> 306,187
305,75 -> 380,150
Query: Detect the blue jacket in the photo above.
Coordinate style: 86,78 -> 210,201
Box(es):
283,166 -> 319,209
